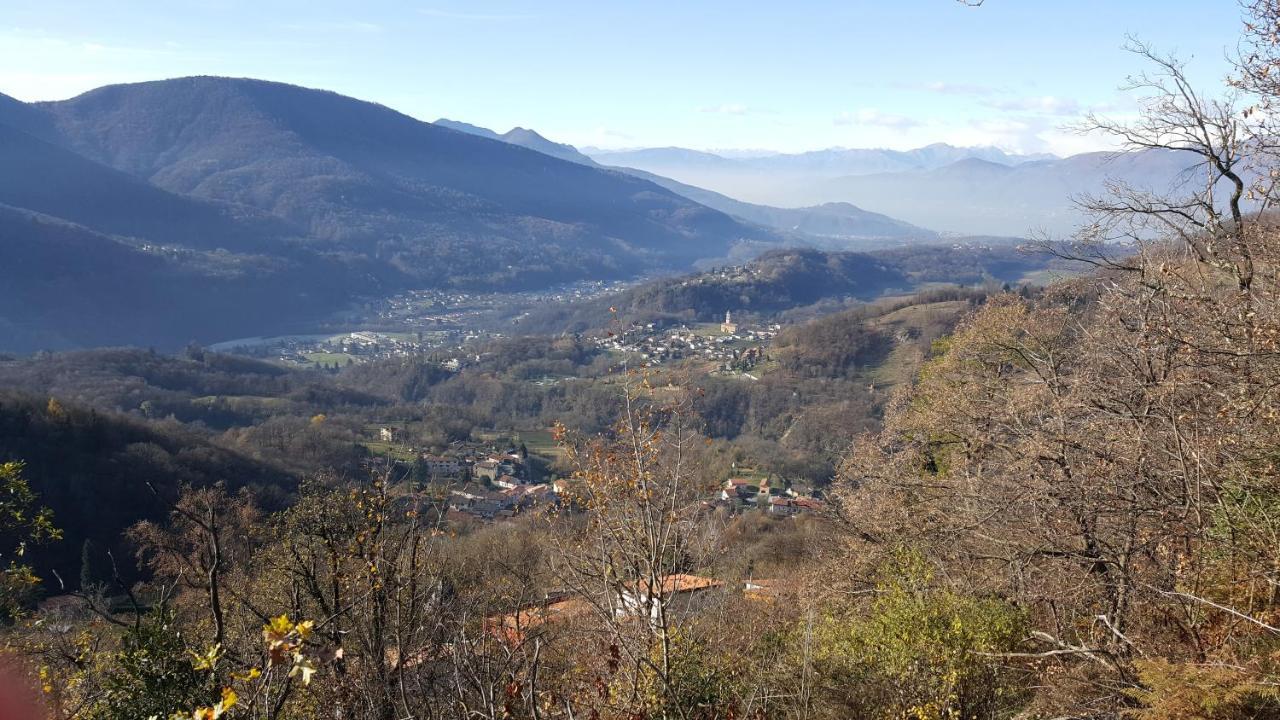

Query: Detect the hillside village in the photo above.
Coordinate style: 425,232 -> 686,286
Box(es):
370,423 -> 823,525
594,312 -> 779,374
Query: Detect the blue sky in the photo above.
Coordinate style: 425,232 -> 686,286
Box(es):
0,1 -> 1244,155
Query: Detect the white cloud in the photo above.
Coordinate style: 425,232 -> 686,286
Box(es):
935,116 -> 1122,156
921,81 -> 997,96
0,27 -> 174,61
984,95 -> 1083,116
834,108 -> 920,129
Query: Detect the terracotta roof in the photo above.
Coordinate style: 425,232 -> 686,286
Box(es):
627,573 -> 724,596
485,596 -> 591,644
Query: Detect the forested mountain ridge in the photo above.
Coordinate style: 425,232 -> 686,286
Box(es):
0,120 -> 301,252
0,203 -> 379,351
0,79 -> 817,352
26,77 -> 777,281
516,243 -> 1053,333
435,119 -> 597,165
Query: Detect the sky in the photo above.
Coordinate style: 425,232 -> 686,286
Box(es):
0,1 -> 1246,156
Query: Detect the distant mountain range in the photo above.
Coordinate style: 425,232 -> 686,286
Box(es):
590,143 -> 1056,178
434,119 -> 597,166
585,143 -> 1207,236
435,119 -> 934,244
793,151 -> 1203,236
0,77 -> 799,351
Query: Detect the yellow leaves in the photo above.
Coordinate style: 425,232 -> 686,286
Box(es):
219,687 -> 238,712
266,614 -> 294,638
189,643 -> 223,671
263,614 -> 321,686
174,688 -> 234,720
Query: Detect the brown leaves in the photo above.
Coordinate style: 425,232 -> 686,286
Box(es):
834,239 -> 1280,716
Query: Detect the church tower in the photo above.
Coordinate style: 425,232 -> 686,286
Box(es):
721,310 -> 738,334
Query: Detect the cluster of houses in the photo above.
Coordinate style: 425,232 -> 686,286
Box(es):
371,427 -> 570,522
592,314 -> 779,368
335,331 -> 429,358
389,571 -> 774,669
712,477 -> 824,517
407,444 -> 562,522
219,329 -> 484,368
371,280 -> 636,331
446,480 -> 562,521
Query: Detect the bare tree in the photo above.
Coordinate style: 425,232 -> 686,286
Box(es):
1072,40 -> 1267,291
549,374 -> 730,719
832,30 -> 1280,718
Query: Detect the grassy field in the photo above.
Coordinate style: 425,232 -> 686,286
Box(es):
473,429 -> 503,443
359,423 -> 420,461
360,440 -> 418,462
862,300 -> 971,389
516,428 -> 566,461
303,351 -> 362,366
1017,268 -> 1078,286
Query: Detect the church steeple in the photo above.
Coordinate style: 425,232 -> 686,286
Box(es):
720,310 -> 738,334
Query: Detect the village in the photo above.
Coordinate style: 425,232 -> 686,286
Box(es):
592,311 -> 780,375
210,328 -> 499,369
369,424 -> 824,525
369,279 -> 638,331
210,278 -> 638,369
